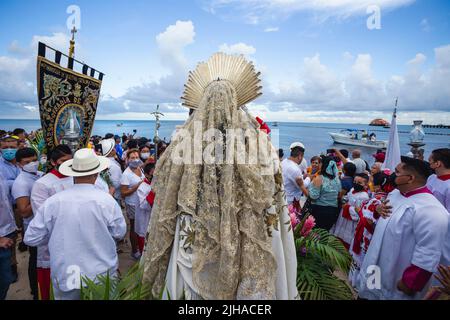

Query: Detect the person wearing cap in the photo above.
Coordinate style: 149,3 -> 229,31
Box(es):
373,151 -> 386,164
99,138 -> 123,202
290,142 -> 308,176
358,156 -> 448,300
24,148 -> 127,300
281,145 -> 309,210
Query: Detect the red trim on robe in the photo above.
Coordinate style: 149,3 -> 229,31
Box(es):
37,267 -> 51,300
146,190 -> 155,207
143,178 -> 151,185
401,186 -> 433,198
50,169 -> 67,179
438,174 -> 450,181
401,264 -> 433,292
342,204 -> 352,220
137,236 -> 145,253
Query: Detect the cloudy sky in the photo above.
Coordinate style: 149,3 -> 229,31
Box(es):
0,0 -> 449,124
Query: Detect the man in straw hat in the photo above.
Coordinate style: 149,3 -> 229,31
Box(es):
24,148 -> 126,300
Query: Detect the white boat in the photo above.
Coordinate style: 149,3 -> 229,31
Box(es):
329,129 -> 387,149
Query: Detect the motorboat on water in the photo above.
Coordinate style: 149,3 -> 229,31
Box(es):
329,129 -> 387,149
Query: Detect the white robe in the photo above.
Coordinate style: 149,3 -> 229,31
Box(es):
427,174 -> 450,286
358,189 -> 448,300
135,182 -> 152,238
163,202 -> 298,300
25,184 -> 127,293
332,189 -> 369,245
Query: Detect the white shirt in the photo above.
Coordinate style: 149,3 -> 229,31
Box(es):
426,174 -> 450,284
11,170 -> 43,231
353,158 -> 367,174
24,184 -> 126,292
30,171 -> 73,268
281,159 -> 303,203
427,174 -> 450,212
135,181 -> 152,237
108,157 -> 123,200
358,189 -> 448,300
120,167 -> 144,206
0,173 -> 16,237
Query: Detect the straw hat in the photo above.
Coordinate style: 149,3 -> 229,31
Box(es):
99,138 -> 115,156
59,148 -> 110,177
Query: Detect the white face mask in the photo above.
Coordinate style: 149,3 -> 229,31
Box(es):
141,153 -> 150,160
23,161 -> 39,174
40,156 -> 47,165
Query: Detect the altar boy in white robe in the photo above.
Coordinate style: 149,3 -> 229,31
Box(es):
427,148 -> 450,292
358,156 -> 448,300
25,149 -> 127,300
136,162 -> 155,253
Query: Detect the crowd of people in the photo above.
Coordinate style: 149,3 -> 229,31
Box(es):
1,125 -> 449,300
280,142 -> 450,300
0,129 -> 162,300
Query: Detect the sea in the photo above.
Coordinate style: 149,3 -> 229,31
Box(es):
1,119 -> 449,164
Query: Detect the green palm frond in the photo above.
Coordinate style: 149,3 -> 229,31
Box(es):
79,263 -> 152,300
295,214 -> 354,300
297,253 -> 353,300
304,228 -> 352,273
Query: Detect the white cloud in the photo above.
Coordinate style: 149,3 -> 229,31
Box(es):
156,20 -> 195,72
264,27 -> 279,32
205,0 -> 416,24
219,42 -> 256,56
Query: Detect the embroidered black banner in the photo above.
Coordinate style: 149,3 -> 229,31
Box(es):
36,42 -> 103,154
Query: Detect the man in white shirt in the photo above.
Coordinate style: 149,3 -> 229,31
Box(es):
358,157 -> 448,300
25,148 -> 127,300
290,142 -> 308,176
281,145 -> 309,206
11,147 -> 42,300
352,150 -> 367,174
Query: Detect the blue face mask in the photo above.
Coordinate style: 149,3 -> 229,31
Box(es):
2,148 -> 17,161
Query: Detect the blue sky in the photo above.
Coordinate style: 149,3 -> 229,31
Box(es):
0,0 -> 449,124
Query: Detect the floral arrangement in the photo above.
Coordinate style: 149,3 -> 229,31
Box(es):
294,212 -> 354,300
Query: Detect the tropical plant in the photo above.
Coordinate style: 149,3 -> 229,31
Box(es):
79,262 -> 151,300
294,213 -> 354,300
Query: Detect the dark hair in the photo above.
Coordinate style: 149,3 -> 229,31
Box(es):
310,156 -> 321,163
431,148 -> 450,169
290,146 -> 305,158
373,172 -> 387,186
355,173 -> 369,182
105,133 -> 114,139
140,145 -> 150,152
320,156 -> 336,180
400,156 -> 432,181
278,148 -> 284,159
343,162 -> 357,177
126,148 -> 140,159
340,149 -> 349,159
143,162 -> 155,175
15,147 -> 37,163
127,139 -> 138,150
13,128 -> 25,136
49,144 -> 72,163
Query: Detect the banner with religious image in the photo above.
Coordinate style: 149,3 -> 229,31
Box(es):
36,42 -> 104,154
